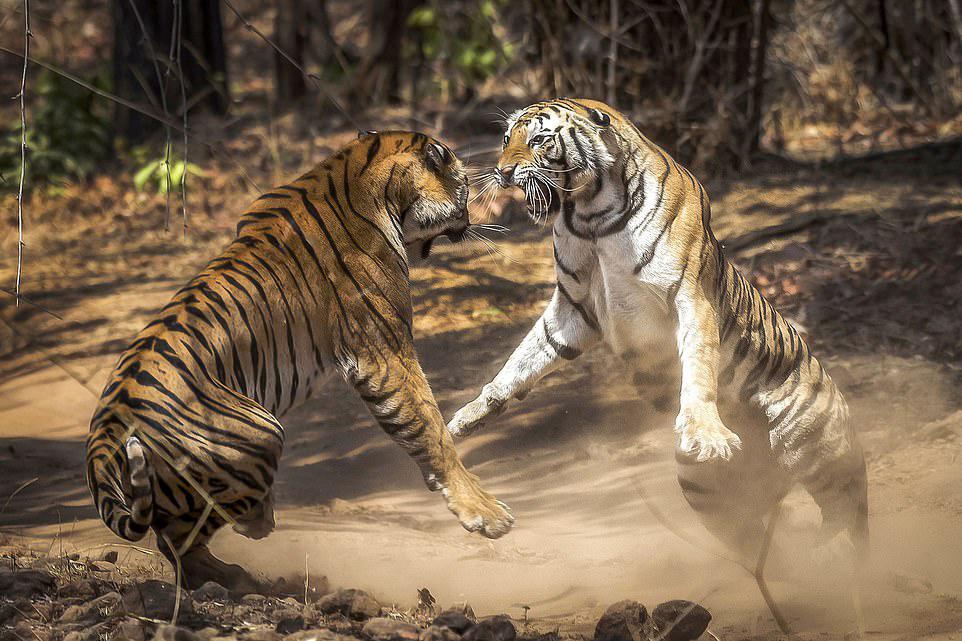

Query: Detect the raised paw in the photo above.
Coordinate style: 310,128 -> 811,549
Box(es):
675,405 -> 742,462
447,390 -> 504,438
442,472 -> 514,539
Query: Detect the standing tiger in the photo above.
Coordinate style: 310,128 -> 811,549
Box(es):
86,131 -> 514,591
448,99 -> 867,572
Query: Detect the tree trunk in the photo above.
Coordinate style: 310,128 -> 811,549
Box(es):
349,0 -> 417,109
112,0 -> 229,143
274,0 -> 308,101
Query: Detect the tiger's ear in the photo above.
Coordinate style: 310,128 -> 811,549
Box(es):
424,141 -> 451,171
588,108 -> 611,127
357,129 -> 378,139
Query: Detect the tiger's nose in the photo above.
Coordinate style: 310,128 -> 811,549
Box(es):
497,163 -> 517,186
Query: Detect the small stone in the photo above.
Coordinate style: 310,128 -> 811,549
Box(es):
421,625 -> 461,641
90,560 -> 118,573
891,573 -> 933,595
315,588 -> 381,621
194,581 -> 231,602
60,578 -> 100,600
0,568 -> 56,599
114,617 -> 149,641
241,630 -> 283,641
362,617 -> 421,641
102,550 -> 119,564
152,624 -> 204,641
433,611 -> 473,634
650,601 -> 711,641
242,593 -> 268,605
0,602 -> 22,626
461,615 -> 516,641
122,580 -> 193,620
449,603 -> 476,622
594,601 -> 647,641
276,613 -> 305,634
283,630 -> 346,641
59,591 -> 122,623
62,621 -> 112,641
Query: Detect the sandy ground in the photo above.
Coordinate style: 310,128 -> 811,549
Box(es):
2,149 -> 962,640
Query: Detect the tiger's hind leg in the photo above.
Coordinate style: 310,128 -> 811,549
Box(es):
233,489 -> 276,540
799,446 -> 869,570
157,513 -> 263,595
675,421 -> 791,566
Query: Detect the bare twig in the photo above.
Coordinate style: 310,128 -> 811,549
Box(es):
173,0 -> 189,238
0,47 -> 260,194
839,0 -> 937,117
14,0 -> 30,306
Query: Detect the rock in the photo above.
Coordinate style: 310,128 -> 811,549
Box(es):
283,630 -> 346,641
891,573 -> 933,595
89,560 -> 118,573
315,589 -> 381,620
60,578 -> 100,600
115,617 -> 149,641
0,568 -> 56,599
362,617 -> 421,641
102,550 -> 119,564
461,616 -> 516,641
241,630 -> 283,641
421,625 -> 461,641
152,624 -> 204,641
59,591 -> 122,623
594,601 -> 648,641
62,622 -> 112,641
0,602 -> 23,626
122,580 -> 193,620
432,611 -> 474,634
448,603 -> 476,622
650,601 -> 711,641
276,613 -> 305,634
242,593 -> 268,605
194,581 -> 231,602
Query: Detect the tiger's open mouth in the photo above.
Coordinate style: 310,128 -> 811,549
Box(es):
405,222 -> 468,260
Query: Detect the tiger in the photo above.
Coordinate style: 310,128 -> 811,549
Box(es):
448,99 -> 868,575
85,131 -> 514,592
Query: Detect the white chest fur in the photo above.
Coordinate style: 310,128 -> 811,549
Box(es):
554,222 -> 678,362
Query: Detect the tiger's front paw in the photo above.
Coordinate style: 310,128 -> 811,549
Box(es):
442,472 -> 514,539
675,404 -> 742,462
447,387 -> 506,439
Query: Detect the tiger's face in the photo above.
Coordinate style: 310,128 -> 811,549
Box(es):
496,99 -> 617,223
398,137 -> 470,261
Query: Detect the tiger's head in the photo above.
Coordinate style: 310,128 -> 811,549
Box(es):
496,99 -> 621,223
359,131 -> 470,261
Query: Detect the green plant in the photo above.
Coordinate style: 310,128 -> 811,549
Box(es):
132,145 -> 205,194
407,0 -> 513,92
0,69 -> 111,190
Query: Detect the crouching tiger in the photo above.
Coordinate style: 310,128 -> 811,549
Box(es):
449,99 -> 867,575
86,131 -> 514,591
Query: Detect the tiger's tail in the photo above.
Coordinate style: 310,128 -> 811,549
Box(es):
86,430 -> 154,542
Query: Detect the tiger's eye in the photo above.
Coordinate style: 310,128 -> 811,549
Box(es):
502,135 -> 510,147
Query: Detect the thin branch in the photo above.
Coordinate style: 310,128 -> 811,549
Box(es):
173,0 -> 188,237
14,0 -> 29,306
220,0 -> 360,130
0,46 -> 261,194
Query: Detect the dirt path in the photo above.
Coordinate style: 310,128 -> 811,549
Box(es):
2,153 -> 962,639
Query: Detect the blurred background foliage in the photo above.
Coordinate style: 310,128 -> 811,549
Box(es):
0,0 -> 960,191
